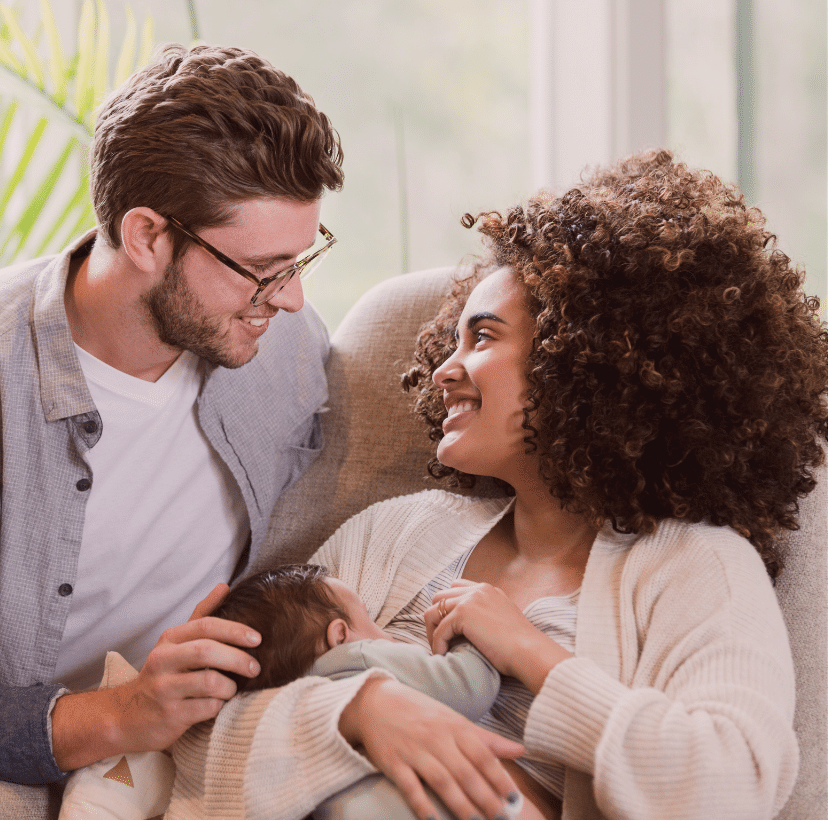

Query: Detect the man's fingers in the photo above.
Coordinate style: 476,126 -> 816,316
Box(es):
148,636 -> 260,682
163,613 -> 261,651
178,638 -> 260,680
188,583 -> 230,621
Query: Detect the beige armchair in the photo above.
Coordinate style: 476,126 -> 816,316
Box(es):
2,266 -> 825,819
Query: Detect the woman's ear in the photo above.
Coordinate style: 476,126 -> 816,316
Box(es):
326,618 -> 350,649
120,207 -> 170,274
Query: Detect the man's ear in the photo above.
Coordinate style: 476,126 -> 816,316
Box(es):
120,207 -> 170,274
326,619 -> 350,649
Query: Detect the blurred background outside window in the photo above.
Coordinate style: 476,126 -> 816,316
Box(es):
1,0 -> 825,330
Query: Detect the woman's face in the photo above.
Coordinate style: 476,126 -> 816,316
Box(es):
433,267 -> 536,484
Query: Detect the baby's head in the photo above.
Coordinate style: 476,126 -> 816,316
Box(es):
212,564 -> 386,692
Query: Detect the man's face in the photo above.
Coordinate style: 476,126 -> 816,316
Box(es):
143,197 -> 321,369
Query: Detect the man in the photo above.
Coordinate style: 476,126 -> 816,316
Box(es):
0,43 -> 343,784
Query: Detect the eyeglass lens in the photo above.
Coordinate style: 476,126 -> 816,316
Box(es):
250,246 -> 333,307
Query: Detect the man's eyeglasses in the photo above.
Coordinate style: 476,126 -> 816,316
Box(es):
166,215 -> 336,307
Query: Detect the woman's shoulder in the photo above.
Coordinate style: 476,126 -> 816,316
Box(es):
602,518 -> 776,603
353,489 -> 513,525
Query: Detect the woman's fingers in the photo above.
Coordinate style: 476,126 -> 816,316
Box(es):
413,730 -> 524,820
347,679 -> 524,819
386,762 -> 444,821
459,731 -> 526,814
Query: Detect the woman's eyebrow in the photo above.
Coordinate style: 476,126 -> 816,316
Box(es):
468,311 -> 508,329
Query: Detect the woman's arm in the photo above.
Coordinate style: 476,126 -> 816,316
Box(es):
425,548 -> 798,820
427,581 -> 573,692
338,676 -> 523,821
169,666 -> 523,820
170,497 -> 525,820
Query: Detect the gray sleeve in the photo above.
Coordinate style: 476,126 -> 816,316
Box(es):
312,640 -> 500,722
0,684 -> 70,784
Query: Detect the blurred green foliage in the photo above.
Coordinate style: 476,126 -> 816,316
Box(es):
0,0 -> 153,263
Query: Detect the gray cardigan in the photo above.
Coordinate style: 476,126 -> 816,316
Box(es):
0,231 -> 329,784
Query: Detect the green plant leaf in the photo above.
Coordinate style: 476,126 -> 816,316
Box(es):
92,0 -> 109,113
0,7 -> 44,89
0,99 -> 18,157
40,0 -> 67,103
114,5 -> 136,86
0,33 -> 26,76
34,177 -> 90,257
0,63 -> 91,141
139,14 -> 155,66
0,115 -> 48,218
60,197 -> 96,250
0,0 -> 157,264
1,135 -> 77,259
74,0 -> 95,123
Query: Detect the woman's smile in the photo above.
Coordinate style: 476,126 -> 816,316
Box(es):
443,397 -> 481,428
433,267 -> 536,483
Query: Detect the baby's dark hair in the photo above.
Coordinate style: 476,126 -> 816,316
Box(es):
211,564 -> 348,692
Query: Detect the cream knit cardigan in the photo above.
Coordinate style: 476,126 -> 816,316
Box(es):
167,490 -> 798,820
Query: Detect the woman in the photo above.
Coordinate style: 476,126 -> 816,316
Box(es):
168,150 -> 828,820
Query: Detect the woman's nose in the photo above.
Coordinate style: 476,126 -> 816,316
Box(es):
433,347 -> 463,387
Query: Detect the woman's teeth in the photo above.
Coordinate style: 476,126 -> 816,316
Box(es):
446,401 -> 479,418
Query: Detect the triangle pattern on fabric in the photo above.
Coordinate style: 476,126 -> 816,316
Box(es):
102,755 -> 134,788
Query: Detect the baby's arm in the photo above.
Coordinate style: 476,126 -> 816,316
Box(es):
311,639 -> 500,721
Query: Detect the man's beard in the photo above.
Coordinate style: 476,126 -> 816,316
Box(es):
141,257 -> 251,369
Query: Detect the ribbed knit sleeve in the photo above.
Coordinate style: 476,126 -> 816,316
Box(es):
166,491 -> 513,819
167,669 -> 388,819
523,521 -> 799,820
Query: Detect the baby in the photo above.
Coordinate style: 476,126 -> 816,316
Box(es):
211,564 -> 500,721
212,564 -> 539,819
59,565 -> 530,820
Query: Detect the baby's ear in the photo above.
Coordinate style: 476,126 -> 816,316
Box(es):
326,618 -> 349,648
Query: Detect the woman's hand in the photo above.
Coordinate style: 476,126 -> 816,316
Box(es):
425,580 -> 573,693
338,677 -> 524,820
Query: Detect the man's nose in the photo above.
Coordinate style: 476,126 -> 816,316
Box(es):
264,272 -> 304,313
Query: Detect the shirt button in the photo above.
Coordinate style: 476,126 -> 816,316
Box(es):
58,583 -> 73,597
83,420 -> 98,434
76,478 -> 91,491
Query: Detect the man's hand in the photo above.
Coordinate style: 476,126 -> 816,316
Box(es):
339,677 -> 524,820
52,583 -> 261,772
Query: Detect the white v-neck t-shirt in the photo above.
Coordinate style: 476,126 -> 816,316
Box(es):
53,346 -> 249,691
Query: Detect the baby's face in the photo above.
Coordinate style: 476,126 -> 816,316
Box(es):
324,577 -> 389,642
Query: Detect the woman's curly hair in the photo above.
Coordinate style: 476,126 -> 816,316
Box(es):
403,149 -> 828,577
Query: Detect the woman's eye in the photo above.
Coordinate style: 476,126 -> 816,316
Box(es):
475,329 -> 493,343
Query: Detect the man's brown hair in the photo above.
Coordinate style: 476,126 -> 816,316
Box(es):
91,43 -> 343,254
212,564 -> 348,692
